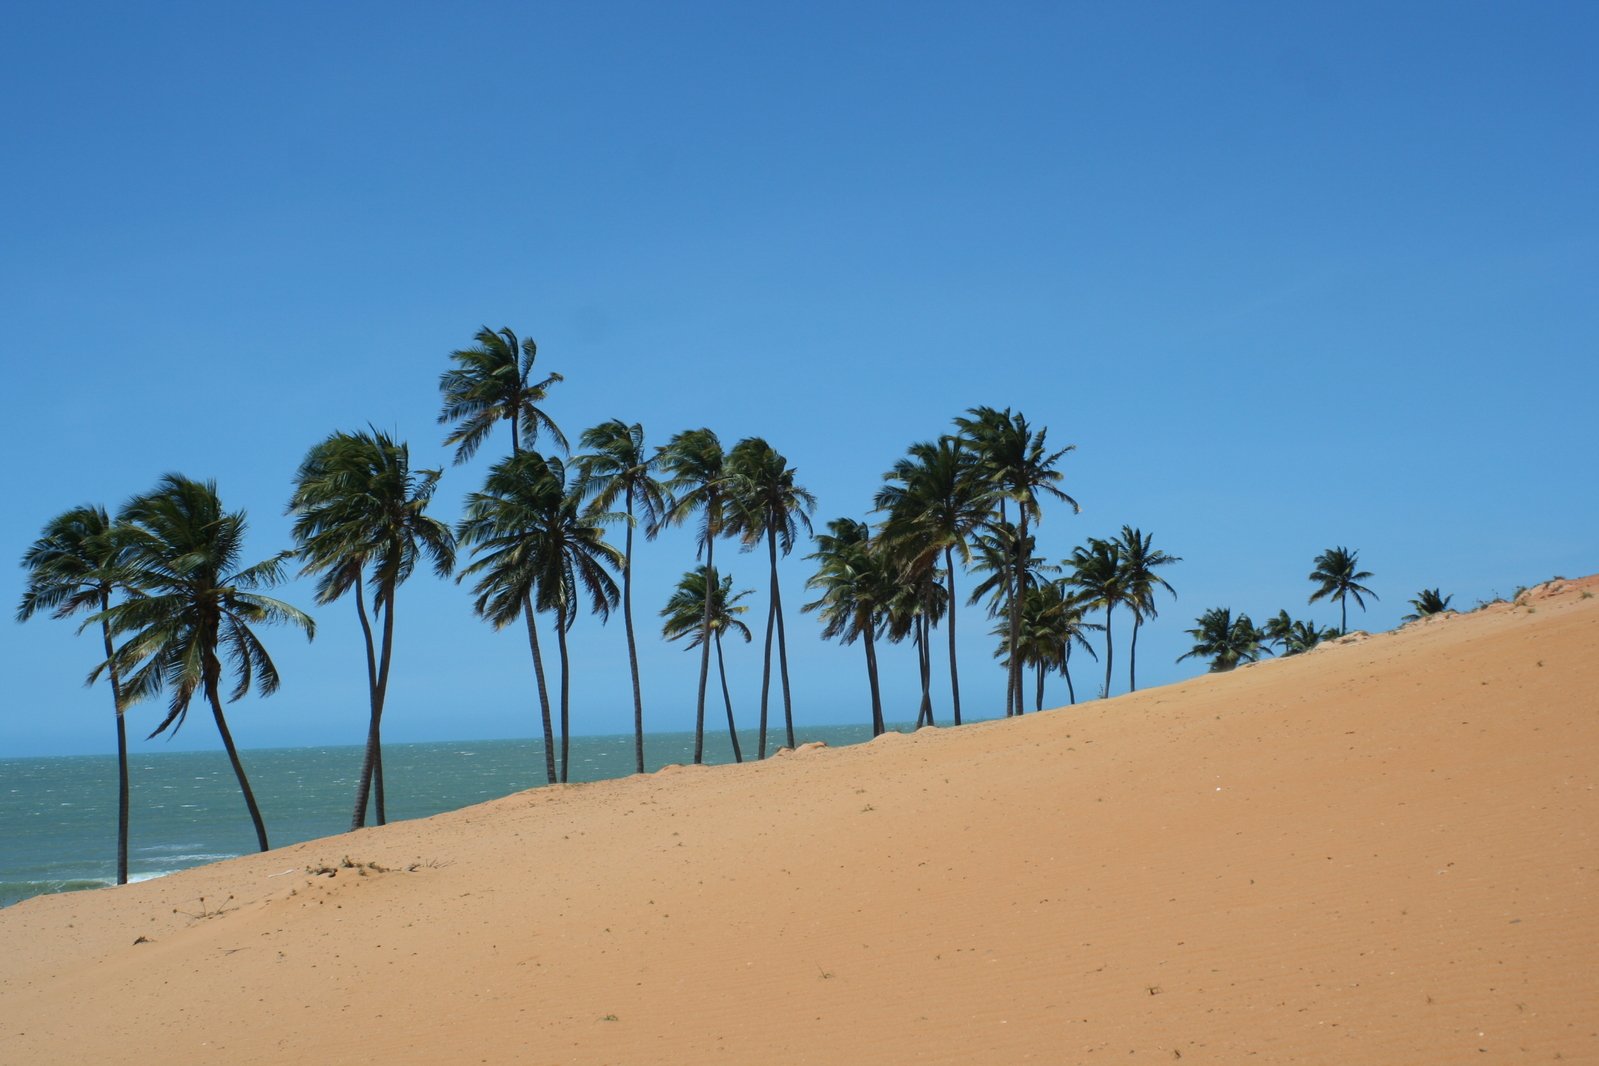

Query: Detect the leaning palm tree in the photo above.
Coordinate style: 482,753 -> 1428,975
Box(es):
1063,537 -> 1125,699
657,429 -> 734,764
288,429 -> 455,829
18,505 -> 143,884
661,567 -> 753,762
1116,526 -> 1181,693
457,452 -> 620,784
1308,546 -> 1377,635
1177,607 -> 1271,672
725,437 -> 816,757
573,420 -> 669,774
804,519 -> 891,736
1402,588 -> 1453,622
101,476 -> 314,852
437,325 -> 566,464
875,436 -> 991,725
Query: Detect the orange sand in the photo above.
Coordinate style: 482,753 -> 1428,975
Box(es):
3,577 -> 1596,1064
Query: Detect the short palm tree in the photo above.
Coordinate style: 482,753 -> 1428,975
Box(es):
1263,609 -> 1335,656
1055,587 -> 1102,705
880,538 -> 948,728
1308,546 -> 1377,635
1402,588 -> 1453,622
573,420 -> 669,774
457,452 -> 620,784
289,428 -> 455,829
1177,607 -> 1271,672
804,519 -> 890,736
1116,526 -> 1180,693
725,437 -> 815,757
18,505 -> 142,883
661,567 -> 753,762
875,436 -> 991,725
102,476 -> 314,852
1063,537 -> 1125,699
657,429 -> 734,764
437,326 -> 565,464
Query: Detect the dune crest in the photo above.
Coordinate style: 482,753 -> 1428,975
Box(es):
3,575 -> 1596,1064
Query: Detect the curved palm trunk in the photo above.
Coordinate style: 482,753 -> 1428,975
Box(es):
916,614 -> 934,727
1340,596 -> 1347,636
557,619 -> 572,783
693,540 -> 715,765
1128,615 -> 1141,694
623,492 -> 645,774
351,580 -> 397,829
1064,642 -> 1077,705
714,632 -> 742,762
523,598 -> 557,784
944,546 -> 962,726
863,628 -> 885,736
350,583 -> 378,829
758,589 -> 776,760
771,530 -> 797,750
1102,604 -> 1115,700
97,600 -> 129,886
204,666 -> 269,852
1035,661 -> 1045,712
1011,512 -> 1028,717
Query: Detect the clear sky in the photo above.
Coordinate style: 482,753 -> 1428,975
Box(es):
3,2 -> 1595,758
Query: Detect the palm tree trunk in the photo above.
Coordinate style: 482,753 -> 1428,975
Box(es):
1340,597 -> 1347,636
758,584 -> 775,760
1064,642 -> 1077,705
917,614 -> 935,727
863,629 -> 885,736
714,632 -> 742,762
523,598 -> 557,784
1035,661 -> 1045,712
1011,511 -> 1028,716
371,585 -> 397,824
771,529 -> 798,751
944,546 -> 962,726
205,669 -> 268,852
350,580 -> 394,830
1128,615 -> 1141,694
557,619 -> 573,783
98,603 -> 129,886
694,543 -> 715,764
1103,604 -> 1115,699
623,492 -> 645,774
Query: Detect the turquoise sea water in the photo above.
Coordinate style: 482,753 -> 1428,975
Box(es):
0,723 -> 882,908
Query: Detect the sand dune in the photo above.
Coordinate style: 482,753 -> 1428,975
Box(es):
3,577 -> 1596,1064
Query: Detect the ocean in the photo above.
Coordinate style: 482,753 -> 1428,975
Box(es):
0,723 -> 883,909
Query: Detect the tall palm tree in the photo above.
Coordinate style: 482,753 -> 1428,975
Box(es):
101,476 -> 314,852
875,436 -> 990,725
1402,588 -> 1453,621
1308,546 -> 1377,635
725,437 -> 815,757
288,429 -> 455,829
968,524 -> 1058,714
18,505 -> 142,884
661,567 -> 753,762
437,326 -> 565,464
457,452 -> 620,784
1177,607 -> 1271,672
658,429 -> 733,764
965,410 -> 1078,715
1115,526 -> 1181,693
804,519 -> 890,736
880,539 -> 948,728
573,420 -> 669,775
1063,537 -> 1125,699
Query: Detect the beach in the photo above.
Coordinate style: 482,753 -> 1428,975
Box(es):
2,576 -> 1595,1063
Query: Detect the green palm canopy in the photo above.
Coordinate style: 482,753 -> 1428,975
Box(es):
438,325 -> 565,464
1308,546 -> 1377,635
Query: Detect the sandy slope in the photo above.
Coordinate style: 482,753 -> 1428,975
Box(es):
2,577 -> 1596,1064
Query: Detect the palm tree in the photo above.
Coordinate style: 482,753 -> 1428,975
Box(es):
1403,588 -> 1453,622
804,519 -> 890,736
457,452 -> 620,784
1063,537 -> 1125,699
725,437 -> 816,757
1262,610 -> 1335,656
18,505 -> 142,884
661,567 -> 753,762
1055,587 -> 1102,705
993,583 -> 1071,712
1177,607 -> 1271,672
1116,526 -> 1181,693
573,420 -> 669,774
1308,546 -> 1377,635
968,524 -> 1058,714
288,429 -> 455,829
437,326 -> 565,464
657,429 -> 734,764
875,436 -> 990,725
880,539 -> 948,728
101,476 -> 314,852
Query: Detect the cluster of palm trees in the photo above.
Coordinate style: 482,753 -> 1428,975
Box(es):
803,407 -> 1181,735
1178,546 -> 1399,672
20,327 -> 1199,879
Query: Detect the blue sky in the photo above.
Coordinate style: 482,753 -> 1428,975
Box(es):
3,2 -> 1594,758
